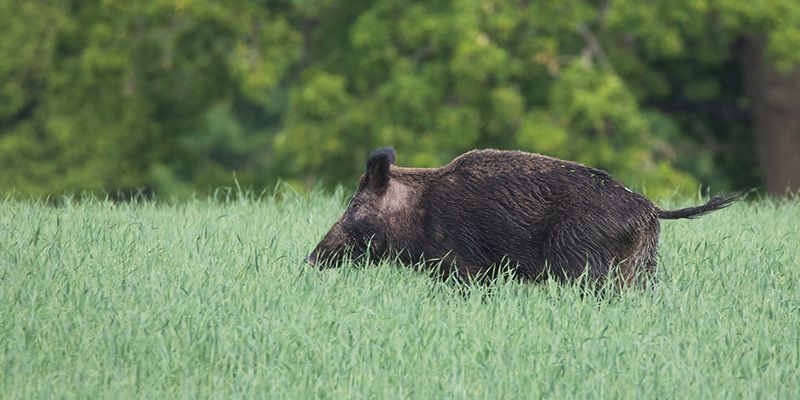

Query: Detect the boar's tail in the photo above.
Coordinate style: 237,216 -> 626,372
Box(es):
657,192 -> 743,220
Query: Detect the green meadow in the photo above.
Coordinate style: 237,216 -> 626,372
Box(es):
1,190 -> 798,398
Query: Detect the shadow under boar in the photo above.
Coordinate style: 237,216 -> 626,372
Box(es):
306,148 -> 741,287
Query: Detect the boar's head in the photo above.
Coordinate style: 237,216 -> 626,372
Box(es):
306,147 -> 420,268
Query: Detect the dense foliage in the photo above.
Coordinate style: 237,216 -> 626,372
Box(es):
2,0 -> 799,197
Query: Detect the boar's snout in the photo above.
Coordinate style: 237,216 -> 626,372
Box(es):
306,221 -> 350,269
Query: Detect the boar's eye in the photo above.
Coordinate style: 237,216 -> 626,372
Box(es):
345,191 -> 366,211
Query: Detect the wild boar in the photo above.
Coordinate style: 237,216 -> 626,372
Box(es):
306,148 -> 740,286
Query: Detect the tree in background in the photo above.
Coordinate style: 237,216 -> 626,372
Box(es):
0,1 -> 299,196
1,0 -> 798,198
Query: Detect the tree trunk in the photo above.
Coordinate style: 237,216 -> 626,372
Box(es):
740,36 -> 800,196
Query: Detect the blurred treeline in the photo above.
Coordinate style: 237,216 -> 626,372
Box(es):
2,0 -> 800,198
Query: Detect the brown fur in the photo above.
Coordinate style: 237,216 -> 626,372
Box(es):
306,148 -> 740,287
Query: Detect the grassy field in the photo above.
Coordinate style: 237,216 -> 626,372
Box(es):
1,189 -> 798,398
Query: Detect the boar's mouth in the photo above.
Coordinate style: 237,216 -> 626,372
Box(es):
305,245 -> 368,269
305,248 -> 340,268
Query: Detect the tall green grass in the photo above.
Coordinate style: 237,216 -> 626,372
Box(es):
1,190 -> 798,398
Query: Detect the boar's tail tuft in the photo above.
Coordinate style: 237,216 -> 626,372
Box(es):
657,192 -> 743,220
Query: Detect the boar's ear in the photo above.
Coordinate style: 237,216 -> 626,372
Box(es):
365,147 -> 395,191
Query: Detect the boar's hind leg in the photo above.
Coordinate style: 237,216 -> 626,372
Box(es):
617,222 -> 660,289
541,219 -> 631,285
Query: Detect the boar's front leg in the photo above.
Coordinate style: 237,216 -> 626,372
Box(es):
424,253 -> 484,282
